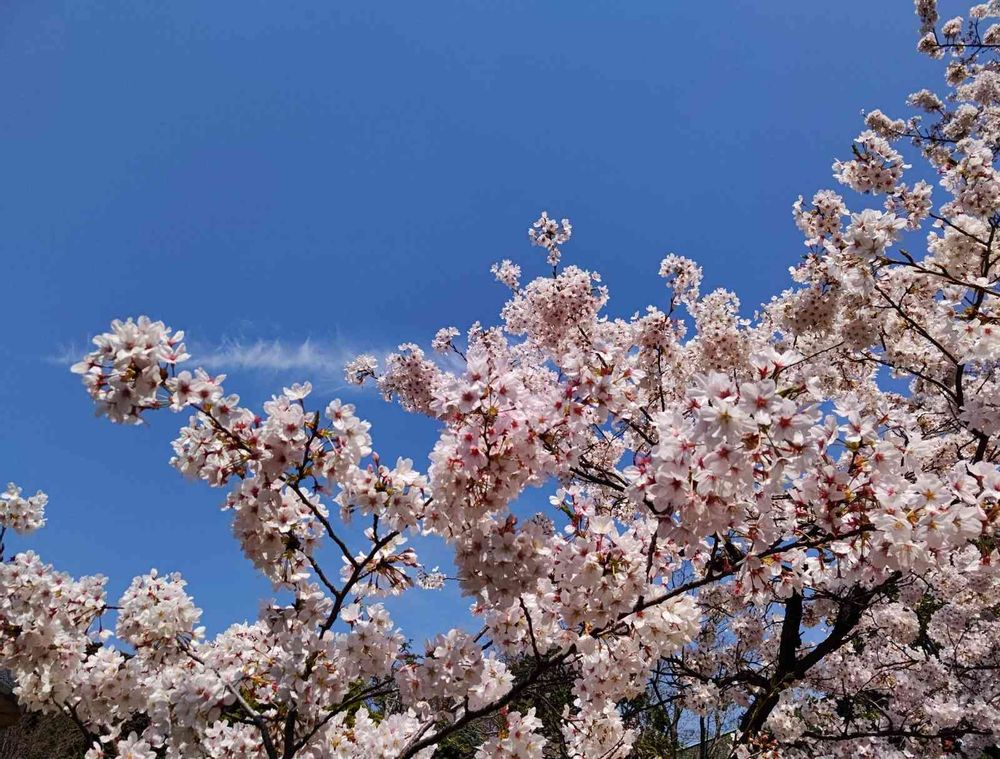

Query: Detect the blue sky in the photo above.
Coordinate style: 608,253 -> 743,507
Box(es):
0,2 -> 954,641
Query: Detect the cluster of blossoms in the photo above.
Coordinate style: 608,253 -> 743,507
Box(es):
474,709 -> 546,759
0,2 -> 999,757
70,316 -> 190,424
560,700 -> 635,759
342,354 -> 378,386
0,482 -> 46,535
490,259 -> 521,289
0,551 -> 107,711
453,513 -> 553,601
395,629 -> 512,712
527,211 -> 572,266
658,253 -> 703,308
832,130 -> 910,194
501,264 -> 608,355
115,570 -> 204,657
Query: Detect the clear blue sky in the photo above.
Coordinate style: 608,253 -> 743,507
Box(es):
0,1 -> 954,640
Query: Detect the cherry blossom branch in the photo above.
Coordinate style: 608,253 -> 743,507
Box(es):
182,646 -> 280,759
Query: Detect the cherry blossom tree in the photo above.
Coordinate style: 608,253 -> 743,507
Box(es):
3,1 -> 1000,757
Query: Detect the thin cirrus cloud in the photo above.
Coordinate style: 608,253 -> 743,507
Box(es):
49,335 -> 389,393
193,337 -> 381,390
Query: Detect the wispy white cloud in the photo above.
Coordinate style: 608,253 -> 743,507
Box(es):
191,337 -> 391,393
46,342 -> 89,367
47,333 -> 390,394
46,336 -> 360,376
195,338 -> 348,375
